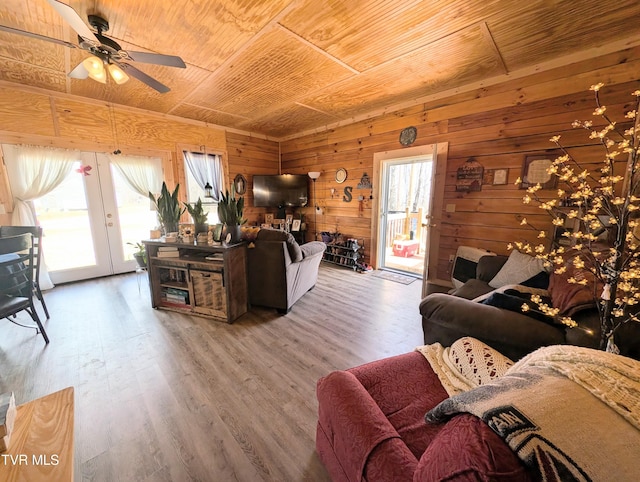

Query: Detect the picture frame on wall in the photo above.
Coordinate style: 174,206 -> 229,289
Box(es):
492,168 -> 508,185
520,154 -> 558,189
286,214 -> 293,224
292,219 -> 301,231
265,213 -> 274,224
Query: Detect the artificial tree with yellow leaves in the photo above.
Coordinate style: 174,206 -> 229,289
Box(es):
513,83 -> 640,352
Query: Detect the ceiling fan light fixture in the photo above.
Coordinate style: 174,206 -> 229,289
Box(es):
88,68 -> 107,83
108,63 -> 129,84
82,55 -> 104,75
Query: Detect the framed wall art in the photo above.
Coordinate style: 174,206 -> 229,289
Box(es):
483,168 -> 509,185
234,174 -> 247,195
520,154 -> 558,189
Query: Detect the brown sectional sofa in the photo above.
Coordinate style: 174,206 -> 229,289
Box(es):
420,254 -> 600,361
420,254 -> 640,361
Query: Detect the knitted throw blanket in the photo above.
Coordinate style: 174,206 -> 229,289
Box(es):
425,345 -> 640,481
416,337 -> 514,396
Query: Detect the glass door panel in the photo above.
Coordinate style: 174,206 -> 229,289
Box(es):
34,161 -> 96,271
99,154 -> 159,273
34,154 -> 112,283
378,156 -> 433,277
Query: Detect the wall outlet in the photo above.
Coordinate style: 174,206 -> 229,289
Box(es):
449,254 -> 455,262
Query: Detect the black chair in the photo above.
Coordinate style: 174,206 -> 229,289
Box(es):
0,233 -> 49,343
0,226 -> 49,319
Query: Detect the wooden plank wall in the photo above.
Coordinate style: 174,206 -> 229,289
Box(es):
0,82 -> 278,226
226,132 -> 280,225
280,46 -> 640,281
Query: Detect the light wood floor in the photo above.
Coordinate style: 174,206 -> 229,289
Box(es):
0,264 -> 425,481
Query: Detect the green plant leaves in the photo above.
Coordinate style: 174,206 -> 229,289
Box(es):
149,182 -> 185,231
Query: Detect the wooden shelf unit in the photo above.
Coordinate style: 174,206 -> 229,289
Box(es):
143,240 -> 248,323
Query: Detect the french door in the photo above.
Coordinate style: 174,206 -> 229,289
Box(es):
34,152 -> 158,284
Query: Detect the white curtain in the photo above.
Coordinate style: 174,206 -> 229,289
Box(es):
2,144 -> 80,290
183,151 -> 224,202
109,154 -> 162,197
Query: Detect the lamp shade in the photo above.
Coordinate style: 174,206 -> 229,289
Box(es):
83,55 -> 106,84
308,171 -> 321,180
108,63 -> 129,84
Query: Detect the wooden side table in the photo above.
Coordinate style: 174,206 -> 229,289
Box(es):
1,387 -> 74,482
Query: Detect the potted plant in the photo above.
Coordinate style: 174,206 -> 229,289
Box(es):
127,242 -> 147,268
184,197 -> 208,235
218,183 -> 246,243
148,182 -> 185,235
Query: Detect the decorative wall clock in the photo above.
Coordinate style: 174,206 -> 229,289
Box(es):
335,168 -> 347,183
399,126 -> 417,146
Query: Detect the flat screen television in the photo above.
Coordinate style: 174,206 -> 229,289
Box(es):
252,174 -> 309,208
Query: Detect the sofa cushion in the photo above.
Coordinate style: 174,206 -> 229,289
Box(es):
476,255 -> 508,283
448,278 -> 494,299
489,250 -> 547,288
256,228 -> 303,262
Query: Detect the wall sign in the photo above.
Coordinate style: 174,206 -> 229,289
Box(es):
357,173 -> 372,189
456,158 -> 484,192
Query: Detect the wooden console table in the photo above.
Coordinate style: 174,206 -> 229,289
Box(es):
144,240 -> 248,323
1,387 -> 74,482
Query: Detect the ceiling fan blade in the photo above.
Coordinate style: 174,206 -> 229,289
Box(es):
118,63 -> 171,93
68,61 -> 89,79
123,50 -> 186,68
0,24 -> 78,49
46,0 -> 99,45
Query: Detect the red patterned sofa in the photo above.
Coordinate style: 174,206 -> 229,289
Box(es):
316,351 -> 532,481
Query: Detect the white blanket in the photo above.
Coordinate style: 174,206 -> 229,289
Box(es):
426,345 -> 640,481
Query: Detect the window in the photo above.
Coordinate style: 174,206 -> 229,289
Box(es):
183,150 -> 225,224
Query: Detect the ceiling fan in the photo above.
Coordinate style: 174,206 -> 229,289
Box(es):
0,0 -> 186,93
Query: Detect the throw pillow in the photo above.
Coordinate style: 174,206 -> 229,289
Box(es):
240,226 -> 260,242
476,255 -> 508,283
488,250 -> 547,288
548,250 -> 598,316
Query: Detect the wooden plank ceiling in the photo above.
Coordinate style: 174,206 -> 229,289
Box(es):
1,0 -> 640,139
